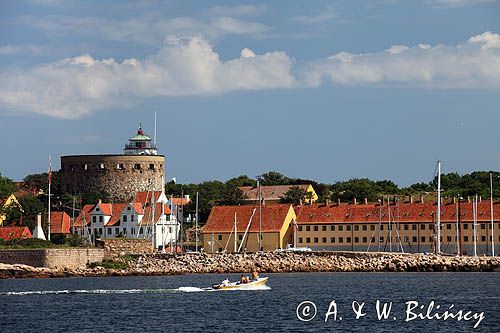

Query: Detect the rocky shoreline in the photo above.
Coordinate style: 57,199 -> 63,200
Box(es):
1,252 -> 499,279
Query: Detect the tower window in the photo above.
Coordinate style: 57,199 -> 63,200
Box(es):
149,164 -> 155,170
98,163 -> 106,170
116,163 -> 124,170
83,164 -> 88,170
134,164 -> 141,170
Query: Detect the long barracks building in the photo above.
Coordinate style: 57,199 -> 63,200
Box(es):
295,199 -> 500,255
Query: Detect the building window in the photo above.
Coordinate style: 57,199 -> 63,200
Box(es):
354,225 -> 359,231
123,215 -> 127,222
218,234 -> 222,241
306,237 -> 310,243
420,224 -> 425,230
464,236 -> 469,242
83,164 -> 88,170
139,227 -> 143,234
314,226 -> 318,231
447,224 -> 452,230
123,228 -> 127,234
99,216 -> 103,223
362,237 -> 367,243
107,228 -> 111,235
339,237 -> 343,243
115,228 -> 119,235
131,215 -> 135,222
134,164 -> 141,170
346,225 -> 351,231
412,224 -> 417,230
98,228 -> 102,235
238,235 -> 243,241
331,237 -> 335,243
412,236 -> 417,243
331,225 -> 335,231
464,223 -> 469,230
380,237 -> 384,242
149,164 -> 155,170
131,228 -> 135,235
116,163 -> 124,170
322,237 -> 326,243
429,236 -> 433,242
370,225 -> 375,231
347,237 -> 351,243
481,236 -> 486,241
354,237 -> 359,243
428,224 -> 433,230
338,225 -> 343,231
421,236 -> 425,243
322,226 -> 327,232
481,224 -> 486,229
314,237 -> 318,243
362,225 -> 367,231
380,225 -> 384,230
306,226 -> 310,232
447,236 -> 452,242
98,163 -> 106,170
404,224 -> 409,230
298,226 -> 302,231
92,216 -> 96,223
298,238 -> 303,243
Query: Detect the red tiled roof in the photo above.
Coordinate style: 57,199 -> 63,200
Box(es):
97,203 -> 113,216
296,200 -> 500,224
203,204 -> 293,233
0,227 -> 32,240
239,185 -> 310,201
134,191 -> 162,205
50,211 -> 71,234
74,204 -> 95,227
105,203 -> 130,226
141,203 -> 172,225
171,197 -> 190,205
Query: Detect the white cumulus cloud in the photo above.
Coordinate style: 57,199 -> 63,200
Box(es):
0,37 -> 294,118
301,31 -> 500,89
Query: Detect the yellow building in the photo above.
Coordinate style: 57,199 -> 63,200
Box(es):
0,194 -> 20,227
202,204 -> 297,252
239,184 -> 318,205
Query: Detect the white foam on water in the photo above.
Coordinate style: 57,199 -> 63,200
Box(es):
175,287 -> 207,292
0,289 -> 172,296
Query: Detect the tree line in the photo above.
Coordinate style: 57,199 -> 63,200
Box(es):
1,170 -> 499,228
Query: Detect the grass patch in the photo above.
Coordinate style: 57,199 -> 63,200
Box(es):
0,238 -> 64,249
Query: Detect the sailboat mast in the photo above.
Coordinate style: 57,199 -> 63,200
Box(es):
490,173 -> 495,257
437,160 -> 441,254
195,191 -> 199,253
473,194 -> 478,257
455,198 -> 460,257
47,155 -> 52,241
258,179 -> 262,252
234,212 -> 237,253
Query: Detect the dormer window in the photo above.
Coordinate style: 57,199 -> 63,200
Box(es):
127,207 -> 131,211
96,208 -> 100,212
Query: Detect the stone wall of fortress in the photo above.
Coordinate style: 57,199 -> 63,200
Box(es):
61,154 -> 165,202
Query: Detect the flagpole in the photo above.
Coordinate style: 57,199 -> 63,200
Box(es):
48,155 -> 52,241
490,173 -> 495,257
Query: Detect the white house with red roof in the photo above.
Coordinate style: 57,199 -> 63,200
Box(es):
75,199 -> 180,249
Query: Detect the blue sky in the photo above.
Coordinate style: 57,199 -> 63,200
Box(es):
0,0 -> 499,186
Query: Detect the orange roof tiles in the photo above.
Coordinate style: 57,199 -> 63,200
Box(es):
74,204 -> 94,227
239,184 -> 310,201
296,200 -> 500,224
105,203 -> 129,226
141,203 -> 172,225
0,227 -> 32,240
203,204 -> 293,233
50,211 -> 71,234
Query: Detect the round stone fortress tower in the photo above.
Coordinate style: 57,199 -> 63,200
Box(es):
61,125 -> 165,202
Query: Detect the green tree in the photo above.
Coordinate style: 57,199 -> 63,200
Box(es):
17,194 -> 44,231
22,171 -> 61,196
226,175 -> 256,188
0,173 -> 17,198
280,186 -> 308,205
258,171 -> 292,186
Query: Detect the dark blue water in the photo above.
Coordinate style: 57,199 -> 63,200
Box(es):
0,273 -> 498,332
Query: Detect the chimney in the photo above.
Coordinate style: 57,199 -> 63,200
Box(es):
32,213 -> 47,240
185,194 -> 190,201
420,194 -> 424,203
98,199 -> 102,204
364,198 -> 368,205
325,199 -> 330,206
353,198 -> 357,205
337,198 -> 341,206
453,197 -> 457,204
479,196 -> 482,202
467,196 -> 471,203
409,195 -> 414,204
37,213 -> 42,227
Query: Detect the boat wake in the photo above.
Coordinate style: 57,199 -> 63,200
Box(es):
1,285 -> 271,296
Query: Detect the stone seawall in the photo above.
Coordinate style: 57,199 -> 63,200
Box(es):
1,252 -> 499,279
95,239 -> 152,259
0,248 -> 104,269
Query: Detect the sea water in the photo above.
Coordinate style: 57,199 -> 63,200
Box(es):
0,272 -> 498,332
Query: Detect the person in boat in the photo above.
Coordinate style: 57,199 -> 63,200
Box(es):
252,270 -> 259,281
221,278 -> 230,286
240,274 -> 246,284
245,276 -> 251,283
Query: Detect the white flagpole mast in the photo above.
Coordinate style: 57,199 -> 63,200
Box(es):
48,155 -> 52,241
234,212 -> 237,253
437,160 -> 442,254
154,111 -> 157,147
490,173 -> 495,257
